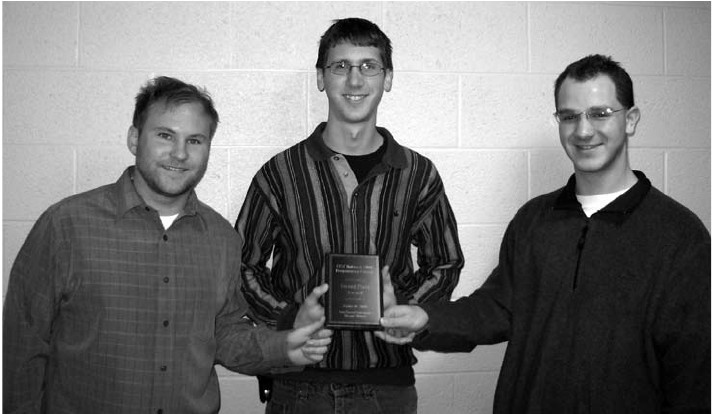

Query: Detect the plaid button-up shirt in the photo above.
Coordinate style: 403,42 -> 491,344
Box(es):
4,167 -> 290,414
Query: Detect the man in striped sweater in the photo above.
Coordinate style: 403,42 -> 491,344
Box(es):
235,17 -> 464,414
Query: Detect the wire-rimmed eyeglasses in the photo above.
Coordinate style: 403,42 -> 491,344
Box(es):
553,107 -> 626,124
323,61 -> 385,77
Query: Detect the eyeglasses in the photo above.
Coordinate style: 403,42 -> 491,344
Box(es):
553,107 -> 626,124
323,61 -> 385,77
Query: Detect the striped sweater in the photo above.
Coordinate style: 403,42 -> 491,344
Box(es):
235,122 -> 464,384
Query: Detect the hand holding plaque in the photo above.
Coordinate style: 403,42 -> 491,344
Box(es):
325,254 -> 383,330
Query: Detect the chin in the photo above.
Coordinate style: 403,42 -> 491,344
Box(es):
159,178 -> 199,197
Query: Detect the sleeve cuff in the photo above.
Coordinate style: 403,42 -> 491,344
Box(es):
257,329 -> 293,368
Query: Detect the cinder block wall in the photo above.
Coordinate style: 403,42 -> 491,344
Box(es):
3,2 -> 710,413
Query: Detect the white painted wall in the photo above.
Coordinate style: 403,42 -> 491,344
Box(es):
3,2 -> 710,413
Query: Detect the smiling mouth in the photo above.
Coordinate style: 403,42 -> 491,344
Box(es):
576,144 -> 601,150
344,94 -> 367,102
163,165 -> 188,172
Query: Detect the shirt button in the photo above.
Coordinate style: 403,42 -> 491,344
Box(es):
343,172 -> 349,177
160,365 -> 167,371
162,234 -> 168,241
163,277 -> 169,283
333,156 -> 340,161
163,320 -> 169,327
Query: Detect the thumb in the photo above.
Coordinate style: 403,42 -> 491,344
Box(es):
305,283 -> 329,306
382,305 -> 413,319
381,265 -> 391,287
381,265 -> 395,296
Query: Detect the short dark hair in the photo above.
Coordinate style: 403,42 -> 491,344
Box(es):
315,17 -> 393,71
554,54 -> 634,109
132,76 -> 219,138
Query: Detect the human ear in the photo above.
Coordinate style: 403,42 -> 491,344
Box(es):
625,106 -> 641,136
127,126 -> 139,156
316,68 -> 325,92
383,69 -> 393,93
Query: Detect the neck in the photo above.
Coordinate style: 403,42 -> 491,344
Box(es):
322,121 -> 382,155
575,169 -> 638,196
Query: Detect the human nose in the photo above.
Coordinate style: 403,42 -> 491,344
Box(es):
346,66 -> 365,87
573,113 -> 595,139
170,139 -> 188,161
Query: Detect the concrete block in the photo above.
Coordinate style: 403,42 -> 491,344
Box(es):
421,150 -> 529,225
3,222 -> 34,295
529,149 -> 572,199
461,75 -> 556,148
76,146 -> 134,194
530,3 -> 663,75
384,2 -> 528,73
379,73 -> 459,148
665,7 -> 711,76
218,375 -> 264,414
3,2 -> 78,67
228,147 -> 289,220
3,70 -> 144,145
415,343 -> 507,373
452,371 -> 499,414
3,145 -> 75,221
629,149 -> 665,191
195,147 -> 231,221
635,77 -> 711,148
453,224 -> 506,299
230,2 -> 382,70
308,76 -> 330,132
415,373 -> 455,414
80,2 -> 232,70
169,72 -> 307,147
667,150 -> 711,229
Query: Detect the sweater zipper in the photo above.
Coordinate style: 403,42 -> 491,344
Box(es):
573,224 -> 589,290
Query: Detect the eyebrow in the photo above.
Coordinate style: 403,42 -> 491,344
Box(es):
153,126 -> 209,140
556,105 -> 611,112
329,58 -> 380,64
151,126 -> 177,134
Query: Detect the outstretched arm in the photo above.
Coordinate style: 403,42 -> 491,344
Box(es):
217,278 -> 332,374
378,217 -> 518,352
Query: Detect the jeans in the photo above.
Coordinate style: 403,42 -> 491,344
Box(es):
265,379 -> 418,414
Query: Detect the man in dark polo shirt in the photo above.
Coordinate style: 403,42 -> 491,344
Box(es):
378,55 -> 710,413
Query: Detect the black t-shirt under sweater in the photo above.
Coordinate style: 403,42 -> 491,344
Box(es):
343,140 -> 387,183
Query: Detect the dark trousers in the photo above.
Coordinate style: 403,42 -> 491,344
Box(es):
265,379 -> 417,414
